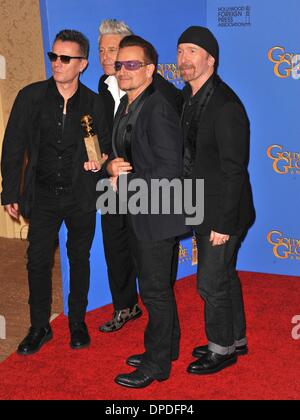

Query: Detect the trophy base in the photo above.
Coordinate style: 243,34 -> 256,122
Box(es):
84,135 -> 104,163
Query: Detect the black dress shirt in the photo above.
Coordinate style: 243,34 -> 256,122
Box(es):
36,79 -> 81,187
182,75 -> 216,177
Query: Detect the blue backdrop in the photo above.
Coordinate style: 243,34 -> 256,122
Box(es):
39,0 -> 299,314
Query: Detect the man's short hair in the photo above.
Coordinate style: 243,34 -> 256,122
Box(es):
119,35 -> 158,71
98,19 -> 133,45
53,29 -> 90,59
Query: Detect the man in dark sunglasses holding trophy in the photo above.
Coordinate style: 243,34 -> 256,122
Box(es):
1,29 -> 110,355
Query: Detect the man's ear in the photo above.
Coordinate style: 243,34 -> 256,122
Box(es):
146,63 -> 156,78
80,59 -> 89,74
208,55 -> 215,68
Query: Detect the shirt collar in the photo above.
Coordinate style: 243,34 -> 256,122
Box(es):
104,75 -> 126,99
186,74 -> 215,106
125,82 -> 155,115
48,77 -> 81,105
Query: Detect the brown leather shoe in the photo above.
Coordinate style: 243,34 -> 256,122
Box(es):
99,304 -> 142,333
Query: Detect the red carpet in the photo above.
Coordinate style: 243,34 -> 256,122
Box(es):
0,272 -> 299,400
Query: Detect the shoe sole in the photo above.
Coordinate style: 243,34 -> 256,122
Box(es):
17,332 -> 53,356
114,376 -> 167,389
114,378 -> 155,389
187,357 -> 238,375
99,311 -> 143,334
192,348 -> 248,358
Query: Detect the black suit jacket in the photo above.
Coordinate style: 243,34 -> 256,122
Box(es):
1,78 -> 111,217
183,77 -> 255,235
98,72 -> 183,135
112,86 -> 190,242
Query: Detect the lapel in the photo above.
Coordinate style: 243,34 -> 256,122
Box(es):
111,97 -> 127,157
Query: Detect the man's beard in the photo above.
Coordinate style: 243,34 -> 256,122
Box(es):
179,65 -> 196,82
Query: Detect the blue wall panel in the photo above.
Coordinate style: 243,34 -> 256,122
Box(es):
206,0 -> 300,276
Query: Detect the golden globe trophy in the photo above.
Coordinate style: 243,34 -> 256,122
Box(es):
81,115 -> 106,164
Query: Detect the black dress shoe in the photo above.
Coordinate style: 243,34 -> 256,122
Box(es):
192,344 -> 248,359
17,325 -> 53,356
99,304 -> 142,333
187,351 -> 237,375
127,353 -> 178,368
70,322 -> 90,350
115,369 -> 158,389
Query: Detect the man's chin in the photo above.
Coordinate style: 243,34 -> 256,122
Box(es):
118,82 -> 131,91
53,75 -> 65,83
181,73 -> 195,82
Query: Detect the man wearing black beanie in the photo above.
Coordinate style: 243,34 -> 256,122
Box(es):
178,26 -> 255,374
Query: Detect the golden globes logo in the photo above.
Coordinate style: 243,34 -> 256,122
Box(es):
267,145 -> 300,175
179,243 -> 189,264
179,237 -> 198,266
268,47 -> 300,79
267,231 -> 300,260
158,63 -> 183,87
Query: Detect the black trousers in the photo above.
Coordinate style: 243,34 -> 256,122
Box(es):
27,186 -> 96,328
101,213 -> 138,310
195,233 -> 247,355
127,217 -> 180,380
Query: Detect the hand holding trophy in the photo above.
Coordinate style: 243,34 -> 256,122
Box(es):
81,115 -> 108,171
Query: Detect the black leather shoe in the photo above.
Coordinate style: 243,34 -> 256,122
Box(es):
99,304 -> 142,333
70,322 -> 90,350
115,369 -> 158,389
187,351 -> 237,375
17,325 -> 53,356
127,353 -> 178,368
192,344 -> 248,359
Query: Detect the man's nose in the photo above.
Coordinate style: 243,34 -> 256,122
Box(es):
179,52 -> 187,63
53,57 -> 63,67
102,50 -> 109,61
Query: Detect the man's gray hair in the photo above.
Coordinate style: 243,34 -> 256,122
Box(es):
98,19 -> 133,44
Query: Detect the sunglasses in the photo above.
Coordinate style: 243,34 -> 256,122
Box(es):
114,60 -> 151,71
47,52 -> 86,64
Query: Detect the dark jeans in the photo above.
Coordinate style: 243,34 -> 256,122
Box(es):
127,219 -> 180,380
195,233 -> 247,355
101,213 -> 138,310
27,186 -> 96,328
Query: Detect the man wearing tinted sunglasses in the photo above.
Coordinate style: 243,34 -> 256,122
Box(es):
97,20 -> 183,336
98,35 -> 189,389
1,29 -> 110,356
97,20 -> 143,335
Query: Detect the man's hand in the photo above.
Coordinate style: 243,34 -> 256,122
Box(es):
109,176 -> 119,193
5,203 -> 20,221
107,158 -> 132,177
210,231 -> 230,247
84,154 -> 108,172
